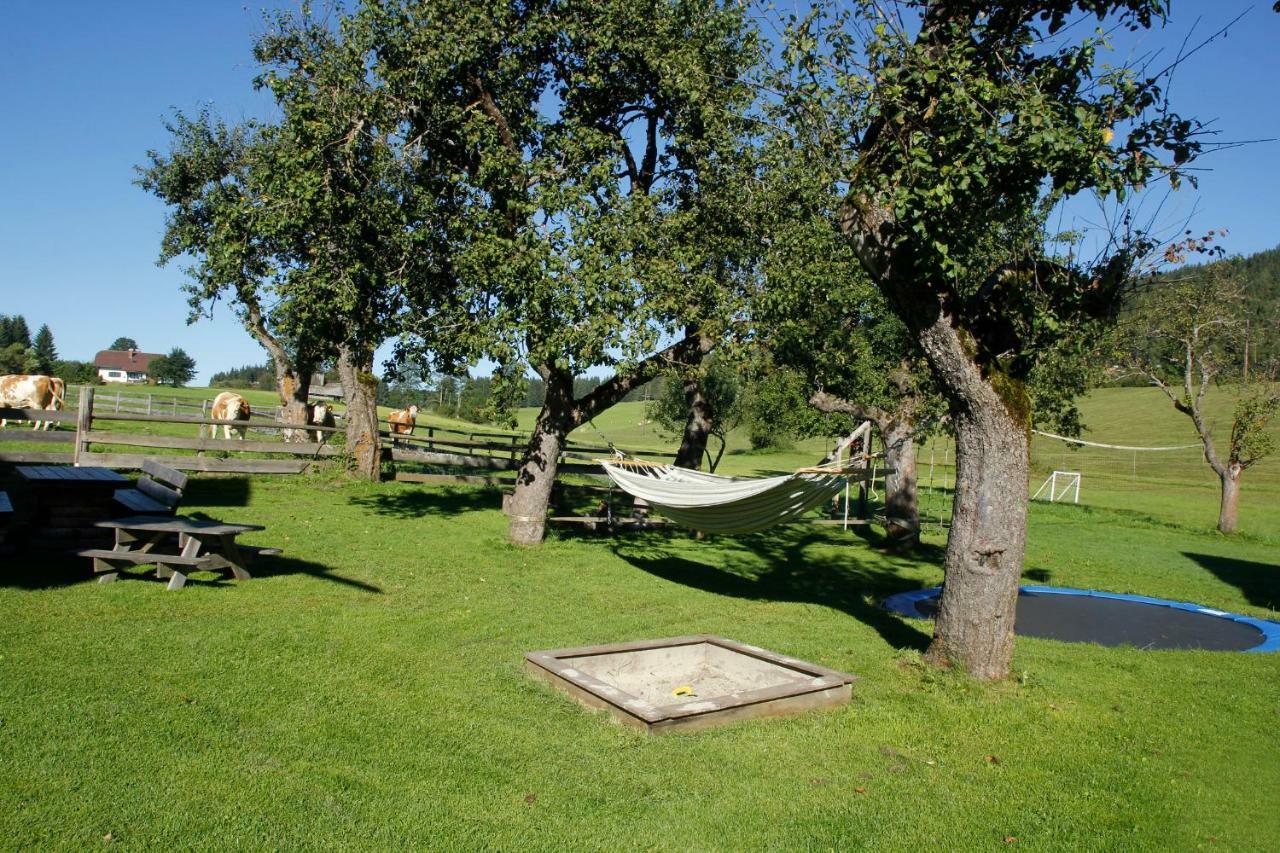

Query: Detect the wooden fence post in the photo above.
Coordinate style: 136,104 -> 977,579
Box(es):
74,386 -> 95,466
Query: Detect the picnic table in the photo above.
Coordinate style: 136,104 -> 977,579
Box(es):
83,515 -> 279,590
17,465 -> 129,551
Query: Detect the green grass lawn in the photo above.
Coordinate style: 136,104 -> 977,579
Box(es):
2,387 -> 1279,849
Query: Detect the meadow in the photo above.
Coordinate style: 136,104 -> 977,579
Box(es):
1,385 -> 1277,850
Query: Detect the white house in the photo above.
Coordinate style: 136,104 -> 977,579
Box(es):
94,349 -> 162,384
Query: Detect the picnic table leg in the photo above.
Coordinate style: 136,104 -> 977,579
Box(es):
217,534 -> 252,581
163,563 -> 188,591
94,557 -> 120,584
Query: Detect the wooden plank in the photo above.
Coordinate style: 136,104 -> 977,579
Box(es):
114,489 -> 171,514
0,451 -> 75,464
0,407 -> 77,424
95,411 -> 342,432
83,431 -> 340,456
78,548 -> 207,566
80,453 -> 311,474
389,448 -> 516,470
794,518 -> 872,527
142,459 -> 190,491
136,477 -> 181,508
0,429 -> 74,443
393,472 -> 506,486
75,386 -> 94,464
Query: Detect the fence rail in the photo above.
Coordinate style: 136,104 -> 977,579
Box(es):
0,388 -> 644,478
0,388 -> 341,474
1,388 -> 677,480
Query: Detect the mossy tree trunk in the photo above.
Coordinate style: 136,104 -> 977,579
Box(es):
909,307 -> 1029,680
337,342 -> 381,481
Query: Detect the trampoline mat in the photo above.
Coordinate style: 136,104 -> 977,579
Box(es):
913,591 -> 1264,651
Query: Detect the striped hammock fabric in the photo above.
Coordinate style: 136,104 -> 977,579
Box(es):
598,460 -> 849,534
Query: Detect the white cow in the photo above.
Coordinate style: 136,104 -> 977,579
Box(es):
209,392 -> 251,439
0,374 -> 60,430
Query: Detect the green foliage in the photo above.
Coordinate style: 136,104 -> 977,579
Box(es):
31,324 -> 57,375
149,347 -> 197,386
1230,388 -> 1280,470
211,362 -> 276,389
52,359 -> 98,385
648,359 -> 742,464
377,0 -> 765,402
0,342 -> 36,374
780,2 -> 1207,385
108,336 -> 138,351
741,367 -> 838,450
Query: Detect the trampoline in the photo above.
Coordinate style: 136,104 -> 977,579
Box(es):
883,585 -> 1280,652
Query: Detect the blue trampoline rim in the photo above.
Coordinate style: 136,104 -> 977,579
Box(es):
881,584 -> 1280,653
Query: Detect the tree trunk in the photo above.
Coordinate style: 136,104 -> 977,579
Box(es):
276,362 -> 313,434
1217,466 -> 1242,534
916,321 -> 1028,678
508,368 -> 574,545
882,422 -> 920,546
243,296 -> 312,428
336,343 -> 381,480
673,376 -> 713,470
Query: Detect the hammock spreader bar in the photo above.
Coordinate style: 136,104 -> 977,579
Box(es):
598,460 -> 850,534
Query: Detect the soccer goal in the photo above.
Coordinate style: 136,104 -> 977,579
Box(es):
1032,470 -> 1081,503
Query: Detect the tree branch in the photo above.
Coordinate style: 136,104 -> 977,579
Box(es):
574,330 -> 715,425
809,389 -> 888,427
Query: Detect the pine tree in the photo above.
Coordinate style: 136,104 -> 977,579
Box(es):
32,325 -> 57,374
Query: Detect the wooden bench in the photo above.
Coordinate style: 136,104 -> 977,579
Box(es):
113,459 -> 188,516
78,548 -> 211,590
82,515 -> 275,591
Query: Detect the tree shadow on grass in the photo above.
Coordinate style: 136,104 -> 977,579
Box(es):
184,477 -> 253,508
1184,552 -> 1280,611
347,487 -> 497,518
607,525 -> 937,652
0,550 -> 381,593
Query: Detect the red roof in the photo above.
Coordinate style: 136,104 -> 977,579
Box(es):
93,350 -> 163,372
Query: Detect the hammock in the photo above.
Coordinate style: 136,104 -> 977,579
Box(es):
598,459 -> 852,534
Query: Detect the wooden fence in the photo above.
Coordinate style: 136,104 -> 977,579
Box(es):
0,387 -> 342,474
0,387 -> 646,478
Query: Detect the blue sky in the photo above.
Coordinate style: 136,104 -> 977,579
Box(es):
1,1 -> 1276,386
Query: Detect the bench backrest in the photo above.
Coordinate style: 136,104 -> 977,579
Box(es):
138,459 -> 188,510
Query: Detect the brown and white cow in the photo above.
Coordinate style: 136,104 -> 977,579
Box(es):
281,400 -> 338,443
305,400 -> 336,443
0,374 -> 59,430
209,391 -> 251,440
387,404 -> 419,442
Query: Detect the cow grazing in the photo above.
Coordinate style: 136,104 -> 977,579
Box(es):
0,374 -> 58,430
305,400 -> 336,443
209,392 -> 251,440
387,404 -> 419,442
